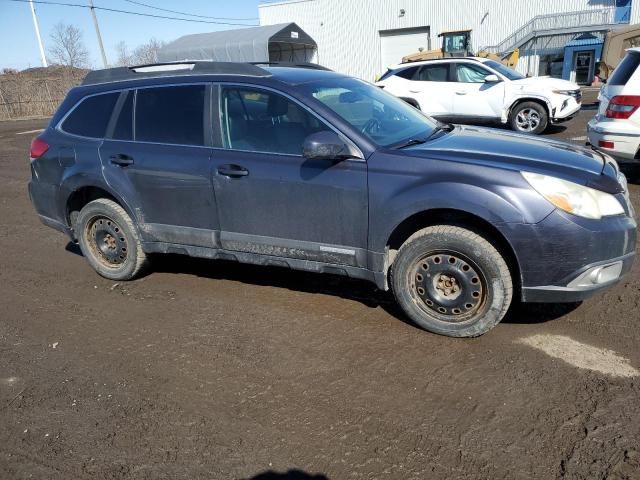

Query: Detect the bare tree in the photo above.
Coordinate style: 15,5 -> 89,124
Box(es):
47,23 -> 90,68
132,38 -> 165,65
114,41 -> 132,67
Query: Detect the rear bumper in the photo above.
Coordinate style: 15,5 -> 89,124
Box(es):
587,117 -> 640,160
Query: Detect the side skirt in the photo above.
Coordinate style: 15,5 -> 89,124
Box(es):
142,241 -> 388,290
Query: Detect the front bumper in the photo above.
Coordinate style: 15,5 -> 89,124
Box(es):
550,96 -> 581,123
498,207 -> 637,304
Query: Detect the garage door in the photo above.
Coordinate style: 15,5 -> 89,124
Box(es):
379,27 -> 430,70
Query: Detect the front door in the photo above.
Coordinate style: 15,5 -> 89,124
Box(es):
100,85 -> 219,248
451,62 -> 505,120
573,51 -> 594,85
211,85 -> 368,267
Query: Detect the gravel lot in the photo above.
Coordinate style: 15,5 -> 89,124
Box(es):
1,109 -> 639,480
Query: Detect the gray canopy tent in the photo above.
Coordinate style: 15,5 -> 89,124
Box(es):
157,23 -> 317,63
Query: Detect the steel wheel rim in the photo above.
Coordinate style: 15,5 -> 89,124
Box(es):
409,251 -> 487,323
85,215 -> 128,267
515,108 -> 540,132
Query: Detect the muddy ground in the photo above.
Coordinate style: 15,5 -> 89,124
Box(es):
1,110 -> 639,480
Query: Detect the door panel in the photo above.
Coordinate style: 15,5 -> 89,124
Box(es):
409,64 -> 454,117
452,63 -> 504,119
212,85 -> 368,267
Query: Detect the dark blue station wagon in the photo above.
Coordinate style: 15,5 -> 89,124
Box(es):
28,62 -> 637,337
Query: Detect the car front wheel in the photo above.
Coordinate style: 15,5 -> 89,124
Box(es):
391,225 -> 513,337
510,101 -> 548,134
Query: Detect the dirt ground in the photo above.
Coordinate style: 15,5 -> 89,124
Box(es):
1,109 -> 639,480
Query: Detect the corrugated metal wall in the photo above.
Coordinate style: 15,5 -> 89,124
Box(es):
259,0 -> 625,80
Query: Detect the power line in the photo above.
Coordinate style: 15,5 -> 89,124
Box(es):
121,0 -> 258,21
6,0 -> 259,26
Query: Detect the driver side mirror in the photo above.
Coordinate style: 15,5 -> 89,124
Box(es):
484,74 -> 501,83
303,131 -> 361,161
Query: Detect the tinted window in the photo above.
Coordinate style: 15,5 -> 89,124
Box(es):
135,85 -> 205,146
395,67 -> 419,79
62,92 -> 119,138
112,91 -> 133,141
609,52 -> 640,86
220,87 -> 329,155
455,63 -> 492,83
416,64 -> 449,81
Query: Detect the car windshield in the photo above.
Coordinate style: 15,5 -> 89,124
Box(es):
301,77 -> 437,147
483,60 -> 525,81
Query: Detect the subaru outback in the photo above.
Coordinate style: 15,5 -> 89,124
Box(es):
28,62 -> 636,337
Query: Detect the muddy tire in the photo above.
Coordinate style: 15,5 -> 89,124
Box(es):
76,198 -> 148,281
391,225 -> 512,337
509,101 -> 548,135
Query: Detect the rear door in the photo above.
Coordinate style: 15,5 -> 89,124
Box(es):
451,62 -> 505,120
405,63 -> 455,118
99,84 -> 219,248
210,84 -> 368,267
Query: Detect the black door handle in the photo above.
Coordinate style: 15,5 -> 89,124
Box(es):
109,154 -> 134,166
217,164 -> 249,177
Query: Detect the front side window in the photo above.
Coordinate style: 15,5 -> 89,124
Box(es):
482,60 -> 525,81
455,63 -> 491,83
61,92 -> 119,138
220,87 -> 329,155
135,85 -> 205,146
303,77 -> 437,147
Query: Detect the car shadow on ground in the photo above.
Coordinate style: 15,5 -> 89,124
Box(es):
77,248 -> 575,330
243,470 -> 328,480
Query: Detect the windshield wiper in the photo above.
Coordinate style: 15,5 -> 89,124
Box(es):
394,137 -> 429,149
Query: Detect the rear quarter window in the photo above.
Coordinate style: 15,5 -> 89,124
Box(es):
609,52 -> 640,86
61,92 -> 119,138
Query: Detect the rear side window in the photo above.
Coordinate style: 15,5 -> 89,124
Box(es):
395,67 -> 419,79
135,85 -> 206,146
416,64 -> 450,81
61,92 -> 119,138
609,52 -> 640,86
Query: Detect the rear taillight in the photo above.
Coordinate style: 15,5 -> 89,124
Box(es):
598,140 -> 615,149
30,137 -> 49,159
605,95 -> 640,119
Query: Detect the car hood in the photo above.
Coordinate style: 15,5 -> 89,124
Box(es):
401,125 -> 620,191
509,76 -> 579,91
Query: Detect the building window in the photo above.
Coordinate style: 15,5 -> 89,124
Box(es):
539,54 -> 564,78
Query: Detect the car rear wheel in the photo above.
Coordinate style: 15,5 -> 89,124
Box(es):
76,198 -> 148,280
510,101 -> 548,134
391,225 -> 513,337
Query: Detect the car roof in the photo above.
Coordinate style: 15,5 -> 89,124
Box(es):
388,57 -> 487,70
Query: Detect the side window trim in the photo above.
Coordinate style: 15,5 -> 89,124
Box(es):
215,82 -> 364,161
105,90 -> 131,140
56,90 -> 121,140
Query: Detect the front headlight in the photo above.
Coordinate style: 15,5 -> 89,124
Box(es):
552,89 -> 574,96
522,171 -> 624,219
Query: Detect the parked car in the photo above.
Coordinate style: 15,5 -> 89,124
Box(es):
28,62 -> 635,337
588,48 -> 640,161
376,57 -> 582,134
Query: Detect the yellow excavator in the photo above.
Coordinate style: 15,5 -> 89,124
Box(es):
401,29 -> 519,68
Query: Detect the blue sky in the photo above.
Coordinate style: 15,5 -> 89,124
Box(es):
0,0 -> 263,70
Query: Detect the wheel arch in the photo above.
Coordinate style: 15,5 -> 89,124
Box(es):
508,96 -> 551,120
384,208 -> 522,296
64,184 -> 139,238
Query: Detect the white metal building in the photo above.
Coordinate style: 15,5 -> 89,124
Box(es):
258,0 -> 638,83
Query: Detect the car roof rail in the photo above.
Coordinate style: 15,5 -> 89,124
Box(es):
249,61 -> 333,71
81,61 -> 271,86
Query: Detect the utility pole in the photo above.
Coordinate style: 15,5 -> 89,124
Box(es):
29,0 -> 48,67
88,0 -> 108,67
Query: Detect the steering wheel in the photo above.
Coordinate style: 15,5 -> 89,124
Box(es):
362,117 -> 382,136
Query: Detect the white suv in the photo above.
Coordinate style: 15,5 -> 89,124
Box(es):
588,48 -> 640,161
376,57 -> 582,135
